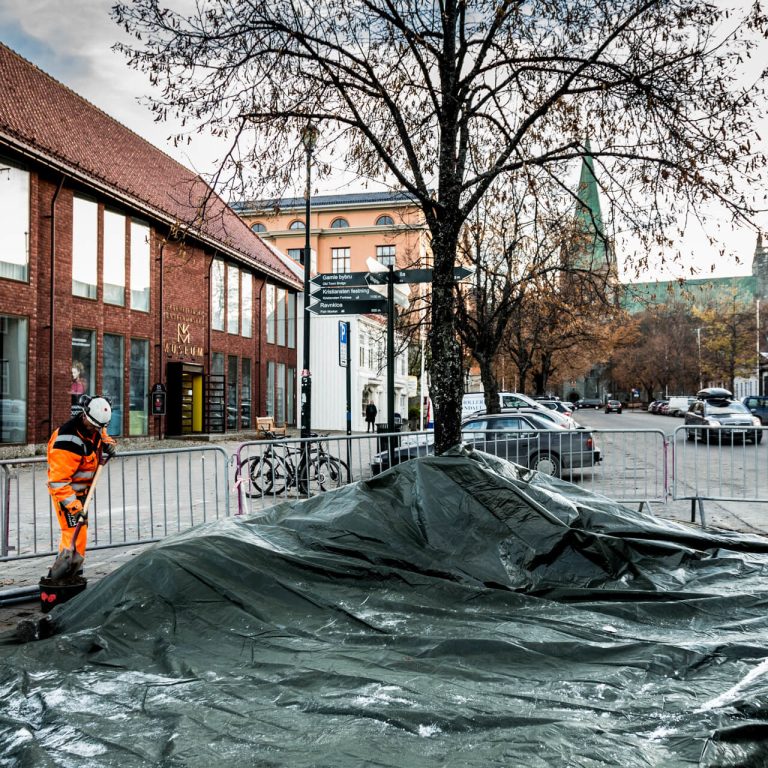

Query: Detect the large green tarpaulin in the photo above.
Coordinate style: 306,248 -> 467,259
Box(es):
3,449 -> 768,766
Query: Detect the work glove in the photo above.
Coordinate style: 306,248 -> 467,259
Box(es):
103,440 -> 117,459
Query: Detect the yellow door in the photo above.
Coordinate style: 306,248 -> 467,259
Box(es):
192,373 -> 203,433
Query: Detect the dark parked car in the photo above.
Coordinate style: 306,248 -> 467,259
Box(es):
573,398 -> 602,410
685,390 -> 762,444
370,411 -> 601,478
604,400 -> 622,414
743,395 -> 768,425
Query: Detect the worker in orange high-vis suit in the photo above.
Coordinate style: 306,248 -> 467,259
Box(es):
47,395 -> 117,575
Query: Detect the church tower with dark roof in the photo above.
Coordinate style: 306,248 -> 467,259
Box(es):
573,142 -> 617,277
752,233 -> 768,301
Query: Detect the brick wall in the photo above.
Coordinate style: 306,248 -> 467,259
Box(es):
1,153 -> 298,446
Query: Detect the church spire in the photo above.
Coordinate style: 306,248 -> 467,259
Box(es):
574,141 -> 614,272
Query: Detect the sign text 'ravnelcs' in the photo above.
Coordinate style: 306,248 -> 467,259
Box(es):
307,298 -> 387,316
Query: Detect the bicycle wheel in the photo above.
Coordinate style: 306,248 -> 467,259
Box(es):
314,456 -> 345,491
327,454 -> 352,487
245,456 -> 288,496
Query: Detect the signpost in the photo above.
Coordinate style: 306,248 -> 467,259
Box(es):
307,298 -> 387,316
339,321 -> 352,436
310,266 -> 473,290
307,265 -> 474,434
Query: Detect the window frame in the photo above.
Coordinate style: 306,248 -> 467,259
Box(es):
72,196 -> 98,300
211,258 -> 225,331
129,220 -> 151,312
227,264 -> 240,334
0,159 -> 30,283
103,209 -> 126,306
331,247 -> 351,274
241,271 -> 253,338
376,244 -> 396,267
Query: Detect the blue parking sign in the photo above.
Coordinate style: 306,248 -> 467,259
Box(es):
339,321 -> 348,367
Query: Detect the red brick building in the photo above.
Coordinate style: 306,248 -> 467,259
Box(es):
0,43 -> 301,447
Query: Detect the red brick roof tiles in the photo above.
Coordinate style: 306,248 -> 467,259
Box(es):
0,43 -> 299,288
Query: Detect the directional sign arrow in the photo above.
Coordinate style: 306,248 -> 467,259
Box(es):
307,298 -> 388,316
314,285 -> 385,302
310,271 -> 371,288
384,266 -> 475,284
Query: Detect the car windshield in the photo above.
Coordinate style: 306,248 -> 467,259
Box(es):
707,402 -> 750,415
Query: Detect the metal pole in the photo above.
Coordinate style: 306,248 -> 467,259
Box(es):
345,321 -> 352,436
696,327 -> 702,391
757,299 -> 761,396
300,125 -> 317,439
387,265 -> 395,431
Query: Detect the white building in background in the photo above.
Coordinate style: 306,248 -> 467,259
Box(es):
301,313 -> 409,433
267,243 -> 410,433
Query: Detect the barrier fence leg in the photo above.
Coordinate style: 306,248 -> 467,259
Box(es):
1,466 -> 9,558
691,498 -> 707,528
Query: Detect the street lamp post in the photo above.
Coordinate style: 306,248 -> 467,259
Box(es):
696,327 -> 702,391
300,122 -> 318,439
757,299 -> 761,396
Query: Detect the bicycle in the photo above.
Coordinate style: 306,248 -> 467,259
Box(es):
239,432 -> 350,497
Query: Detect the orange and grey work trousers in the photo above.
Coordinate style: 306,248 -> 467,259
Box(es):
51,494 -> 89,558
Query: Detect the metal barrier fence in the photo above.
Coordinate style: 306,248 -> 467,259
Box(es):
1,446 -> 230,561
672,424 -> 767,526
580,428 -> 669,508
7,424 -> 768,562
234,428 -> 669,516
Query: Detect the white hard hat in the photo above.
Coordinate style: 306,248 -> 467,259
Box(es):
84,396 -> 112,429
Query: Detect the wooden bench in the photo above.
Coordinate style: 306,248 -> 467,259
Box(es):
255,416 -> 286,438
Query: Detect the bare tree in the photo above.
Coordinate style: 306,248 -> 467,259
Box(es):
114,0 -> 766,453
695,290 -> 759,392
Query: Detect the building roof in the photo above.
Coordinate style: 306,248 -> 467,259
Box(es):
574,145 -> 614,271
234,191 -> 420,215
0,43 -> 300,289
621,275 -> 757,312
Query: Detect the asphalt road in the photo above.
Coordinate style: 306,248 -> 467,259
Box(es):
575,405 -> 768,535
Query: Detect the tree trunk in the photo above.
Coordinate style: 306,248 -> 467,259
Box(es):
478,356 -> 501,415
429,229 -> 463,454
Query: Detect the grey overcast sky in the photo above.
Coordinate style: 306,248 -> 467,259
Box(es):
1,0 -> 766,281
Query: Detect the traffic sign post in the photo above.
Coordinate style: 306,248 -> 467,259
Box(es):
338,321 -> 348,368
308,264 -> 473,434
339,321 -> 352,436
310,265 -> 473,290
307,298 -> 387,316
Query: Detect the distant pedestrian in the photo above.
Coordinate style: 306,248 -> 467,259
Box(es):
365,402 -> 378,433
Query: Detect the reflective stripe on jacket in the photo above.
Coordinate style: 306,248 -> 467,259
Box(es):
47,416 -> 111,507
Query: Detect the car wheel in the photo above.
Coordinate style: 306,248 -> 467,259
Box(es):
751,431 -> 763,445
530,452 -> 561,478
